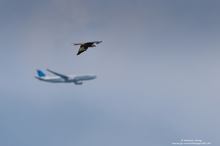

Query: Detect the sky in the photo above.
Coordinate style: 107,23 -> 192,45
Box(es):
0,0 -> 220,146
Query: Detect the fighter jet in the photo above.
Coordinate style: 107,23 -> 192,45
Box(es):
35,69 -> 96,85
73,41 -> 102,55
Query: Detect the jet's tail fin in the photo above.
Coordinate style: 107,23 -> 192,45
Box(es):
36,69 -> 46,77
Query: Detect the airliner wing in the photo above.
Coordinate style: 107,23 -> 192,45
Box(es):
46,69 -> 69,80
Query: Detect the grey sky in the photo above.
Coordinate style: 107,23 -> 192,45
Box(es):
0,0 -> 220,146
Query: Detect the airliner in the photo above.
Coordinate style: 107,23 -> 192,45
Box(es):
35,69 -> 96,85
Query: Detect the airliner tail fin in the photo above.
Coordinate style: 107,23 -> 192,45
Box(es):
36,69 -> 46,77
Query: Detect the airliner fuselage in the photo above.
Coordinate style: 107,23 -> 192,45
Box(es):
35,69 -> 96,85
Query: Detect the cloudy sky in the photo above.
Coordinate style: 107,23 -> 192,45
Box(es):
0,0 -> 220,146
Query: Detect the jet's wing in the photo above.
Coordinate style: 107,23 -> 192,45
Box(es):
46,69 -> 69,80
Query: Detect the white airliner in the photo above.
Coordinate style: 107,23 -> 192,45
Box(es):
35,69 -> 96,85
